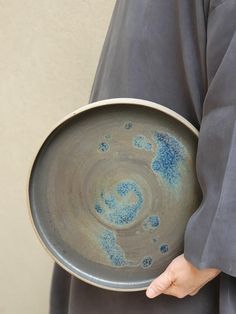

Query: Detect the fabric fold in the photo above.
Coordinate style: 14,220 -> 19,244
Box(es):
184,0 -> 236,277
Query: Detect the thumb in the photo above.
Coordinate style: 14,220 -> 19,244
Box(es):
146,270 -> 173,298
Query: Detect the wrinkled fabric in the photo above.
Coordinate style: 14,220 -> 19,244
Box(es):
50,1 -> 236,313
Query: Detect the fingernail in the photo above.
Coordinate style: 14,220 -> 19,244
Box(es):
146,287 -> 156,298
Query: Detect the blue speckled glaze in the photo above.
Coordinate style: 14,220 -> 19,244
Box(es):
94,180 -> 144,226
160,244 -> 169,254
141,256 -> 153,268
124,121 -> 133,129
133,135 -> 145,149
99,229 -> 127,267
151,132 -> 184,185
95,202 -> 104,214
133,135 -> 153,152
142,215 -> 160,230
98,142 -> 109,152
145,142 -> 152,151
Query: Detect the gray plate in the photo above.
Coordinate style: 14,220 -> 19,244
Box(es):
28,98 -> 201,291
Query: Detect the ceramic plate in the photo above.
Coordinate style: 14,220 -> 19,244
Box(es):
28,98 -> 201,291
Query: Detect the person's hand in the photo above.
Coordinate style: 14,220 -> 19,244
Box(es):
146,254 -> 221,299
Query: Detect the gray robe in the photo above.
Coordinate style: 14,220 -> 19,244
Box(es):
49,1 -> 236,313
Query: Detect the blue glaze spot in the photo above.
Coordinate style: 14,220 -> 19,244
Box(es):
141,256 -> 153,268
145,143 -> 152,151
133,135 -> 153,152
95,202 -> 104,214
133,135 -> 146,149
98,142 -> 109,152
99,230 -> 127,267
94,180 -> 144,226
143,215 -> 160,230
151,132 -> 184,185
160,244 -> 169,254
124,121 -> 133,129
148,215 -> 160,228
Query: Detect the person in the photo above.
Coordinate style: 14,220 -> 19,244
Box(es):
49,0 -> 236,313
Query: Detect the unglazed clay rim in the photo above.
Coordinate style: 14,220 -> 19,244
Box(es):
27,97 -> 199,291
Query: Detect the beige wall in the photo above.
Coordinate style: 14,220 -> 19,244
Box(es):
0,1 -> 115,313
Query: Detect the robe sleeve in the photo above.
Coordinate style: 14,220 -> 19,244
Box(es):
184,0 -> 236,277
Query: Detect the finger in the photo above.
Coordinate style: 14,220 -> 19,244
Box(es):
146,271 -> 173,298
189,282 -> 207,296
189,286 -> 203,296
189,289 -> 200,296
164,285 -> 188,299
